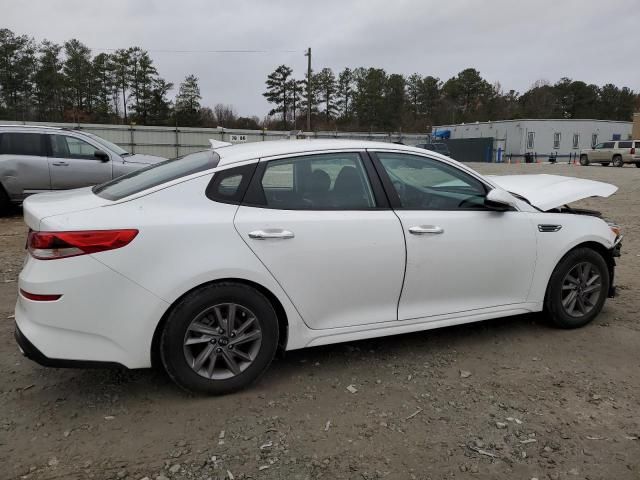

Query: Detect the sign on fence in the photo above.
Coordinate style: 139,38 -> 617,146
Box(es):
229,134 -> 247,143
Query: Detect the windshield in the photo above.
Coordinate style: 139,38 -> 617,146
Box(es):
83,132 -> 130,156
93,150 -> 220,201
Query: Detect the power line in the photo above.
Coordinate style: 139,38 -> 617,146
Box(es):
91,48 -> 300,54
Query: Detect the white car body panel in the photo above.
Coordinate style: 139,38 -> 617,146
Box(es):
487,174 -> 618,211
15,140 -> 619,370
392,210 -> 537,320
234,206 -> 405,329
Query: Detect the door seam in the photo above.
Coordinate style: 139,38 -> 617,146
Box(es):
231,204 -> 309,329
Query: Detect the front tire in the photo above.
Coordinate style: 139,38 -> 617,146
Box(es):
544,248 -> 609,329
579,155 -> 589,166
612,155 -> 623,167
160,282 -> 279,395
635,162 -> 640,168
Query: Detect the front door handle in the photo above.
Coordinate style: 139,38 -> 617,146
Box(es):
408,225 -> 444,235
248,229 -> 295,240
52,161 -> 69,167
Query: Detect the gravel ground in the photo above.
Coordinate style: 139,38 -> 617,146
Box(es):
1,162 -> 639,480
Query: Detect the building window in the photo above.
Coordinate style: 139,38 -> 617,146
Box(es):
553,132 -> 561,150
591,134 -> 598,147
573,134 -> 580,149
527,132 -> 535,150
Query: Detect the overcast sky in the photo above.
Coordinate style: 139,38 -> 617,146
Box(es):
3,0 -> 638,118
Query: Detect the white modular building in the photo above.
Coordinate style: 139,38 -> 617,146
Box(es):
433,119 -> 633,162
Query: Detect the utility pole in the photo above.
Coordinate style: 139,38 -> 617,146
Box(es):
305,47 -> 311,131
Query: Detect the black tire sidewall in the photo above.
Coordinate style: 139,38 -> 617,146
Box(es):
580,155 -> 589,166
160,283 -> 279,395
613,156 -> 623,167
545,248 -> 610,329
0,185 -> 10,216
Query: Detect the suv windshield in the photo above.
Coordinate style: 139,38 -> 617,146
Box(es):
83,132 -> 130,156
93,150 -> 220,201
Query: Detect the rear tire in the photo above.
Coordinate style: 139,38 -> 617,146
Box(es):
160,282 -> 279,395
600,162 -> 610,167
612,155 -> 623,167
544,248 -> 609,329
635,162 -> 640,168
579,155 -> 589,166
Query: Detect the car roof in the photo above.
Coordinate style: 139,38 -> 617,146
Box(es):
0,124 -> 65,131
215,139 -> 437,166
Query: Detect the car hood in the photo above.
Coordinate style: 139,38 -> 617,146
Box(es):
124,153 -> 166,165
486,174 -> 618,211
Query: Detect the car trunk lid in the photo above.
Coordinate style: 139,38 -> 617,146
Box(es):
486,174 -> 617,211
23,187 -> 111,230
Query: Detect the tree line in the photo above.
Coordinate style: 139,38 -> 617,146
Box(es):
0,28 -> 260,129
1,28 -> 637,132
264,65 -> 639,132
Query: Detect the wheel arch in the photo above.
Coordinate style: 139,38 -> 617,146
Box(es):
150,278 -> 289,368
544,240 -> 615,302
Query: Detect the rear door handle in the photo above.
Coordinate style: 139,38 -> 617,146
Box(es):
52,161 -> 69,167
409,225 -> 444,235
248,229 -> 295,240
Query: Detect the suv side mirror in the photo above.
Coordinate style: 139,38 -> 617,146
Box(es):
94,150 -> 109,162
485,188 -> 517,211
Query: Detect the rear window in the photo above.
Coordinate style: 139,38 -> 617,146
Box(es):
0,132 -> 46,156
618,141 -> 632,148
93,150 -> 220,201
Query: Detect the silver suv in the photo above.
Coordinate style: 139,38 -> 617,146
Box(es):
0,125 -> 166,213
579,140 -> 640,167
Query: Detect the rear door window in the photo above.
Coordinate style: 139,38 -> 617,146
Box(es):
618,141 -> 632,148
246,153 -> 376,210
94,150 -> 220,200
0,132 -> 46,156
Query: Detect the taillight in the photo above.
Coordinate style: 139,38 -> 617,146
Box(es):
631,147 -> 636,154
28,229 -> 138,260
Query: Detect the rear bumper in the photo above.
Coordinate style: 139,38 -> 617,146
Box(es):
15,325 -> 123,369
16,253 -> 169,369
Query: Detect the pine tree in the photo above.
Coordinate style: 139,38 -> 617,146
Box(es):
263,65 -> 293,129
174,74 -> 202,126
336,68 -> 354,122
315,67 -> 337,123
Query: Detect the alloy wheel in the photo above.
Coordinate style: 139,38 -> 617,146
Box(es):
183,303 -> 262,380
561,262 -> 602,318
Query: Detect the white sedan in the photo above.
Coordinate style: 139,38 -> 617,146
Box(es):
15,140 -> 622,394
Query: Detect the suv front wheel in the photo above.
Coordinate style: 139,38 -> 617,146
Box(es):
0,186 -> 10,216
579,155 -> 589,166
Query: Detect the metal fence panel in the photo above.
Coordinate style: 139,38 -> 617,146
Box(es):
1,120 -> 432,159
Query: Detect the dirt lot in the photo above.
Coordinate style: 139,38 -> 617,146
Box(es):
1,163 -> 639,480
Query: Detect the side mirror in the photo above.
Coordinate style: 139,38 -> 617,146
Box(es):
94,150 -> 109,162
485,188 -> 517,211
